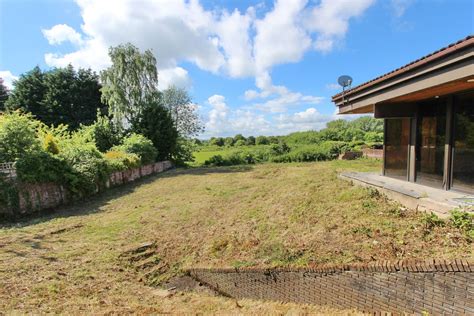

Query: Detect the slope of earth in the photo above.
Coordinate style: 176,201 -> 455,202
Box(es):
0,160 -> 471,313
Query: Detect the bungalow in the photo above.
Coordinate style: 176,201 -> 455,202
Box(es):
332,36 -> 473,196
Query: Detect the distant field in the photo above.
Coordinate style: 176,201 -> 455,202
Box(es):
1,160 -> 471,313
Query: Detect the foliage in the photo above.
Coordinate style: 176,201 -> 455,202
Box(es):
42,133 -> 60,154
270,141 -> 291,155
81,112 -> 122,153
0,111 -> 40,162
224,137 -> 234,147
271,142 -> 350,163
0,77 -> 9,111
449,210 -> 474,238
6,65 -> 106,129
113,133 -> 157,165
100,43 -> 159,128
421,212 -> 445,230
209,137 -> 224,146
245,136 -> 256,145
162,85 -> 204,137
104,150 -> 140,172
5,66 -> 46,118
172,137 -> 197,166
16,151 -> 71,184
256,135 -> 269,145
132,101 -> 178,160
59,143 -> 110,195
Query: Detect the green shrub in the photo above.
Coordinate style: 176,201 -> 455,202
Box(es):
60,144 -> 109,195
422,212 -> 445,230
42,133 -> 60,154
16,151 -> 72,184
104,150 -> 140,172
449,210 -> 473,237
204,154 -> 225,166
0,111 -> 40,162
271,141 -> 350,163
113,133 -> 157,165
82,113 -> 122,152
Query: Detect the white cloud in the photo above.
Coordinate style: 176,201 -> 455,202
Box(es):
42,24 -> 84,46
390,0 -> 414,18
158,67 -> 191,90
254,0 -> 311,71
326,83 -> 341,90
275,107 -> 336,133
204,94 -> 272,137
305,0 -> 375,53
0,71 -> 18,89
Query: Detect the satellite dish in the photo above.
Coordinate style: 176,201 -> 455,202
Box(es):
338,75 -> 353,88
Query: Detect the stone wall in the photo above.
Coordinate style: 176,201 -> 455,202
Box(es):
1,161 -> 173,217
188,258 -> 473,314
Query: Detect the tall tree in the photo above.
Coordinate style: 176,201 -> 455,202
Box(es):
162,85 -> 204,137
100,43 -> 159,128
132,101 -> 178,160
5,65 -> 105,129
5,66 -> 46,116
0,78 -> 8,111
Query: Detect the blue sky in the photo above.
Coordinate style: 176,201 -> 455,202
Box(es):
0,0 -> 472,137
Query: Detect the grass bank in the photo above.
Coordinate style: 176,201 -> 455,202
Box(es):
0,160 -> 471,313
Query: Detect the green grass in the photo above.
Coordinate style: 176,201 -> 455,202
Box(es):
0,160 -> 471,313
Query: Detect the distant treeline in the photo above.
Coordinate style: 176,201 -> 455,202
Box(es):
202,116 -> 383,147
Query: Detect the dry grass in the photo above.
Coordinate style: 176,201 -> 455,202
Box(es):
0,160 -> 472,314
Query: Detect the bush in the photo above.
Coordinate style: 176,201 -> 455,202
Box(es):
60,144 -> 109,195
82,113 -> 122,152
42,133 -> 60,154
271,142 -> 350,163
449,210 -> 473,238
0,111 -> 40,162
104,150 -> 140,172
172,137 -> 196,166
255,136 -> 269,145
113,133 -> 157,165
16,151 -> 72,184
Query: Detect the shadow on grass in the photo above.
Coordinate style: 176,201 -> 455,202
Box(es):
0,165 -> 253,229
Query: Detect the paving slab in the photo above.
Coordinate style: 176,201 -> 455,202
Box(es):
339,172 -> 474,218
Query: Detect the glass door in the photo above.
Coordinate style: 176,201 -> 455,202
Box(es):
452,91 -> 474,193
415,99 -> 446,188
385,118 -> 410,180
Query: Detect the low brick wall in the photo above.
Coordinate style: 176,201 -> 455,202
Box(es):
1,161 -> 173,217
188,259 -> 473,314
338,151 -> 363,160
362,148 -> 383,159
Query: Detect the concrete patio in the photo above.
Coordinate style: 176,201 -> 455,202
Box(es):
340,172 -> 474,218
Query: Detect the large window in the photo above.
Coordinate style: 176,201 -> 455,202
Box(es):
452,91 -> 474,193
385,118 -> 410,180
415,100 -> 446,188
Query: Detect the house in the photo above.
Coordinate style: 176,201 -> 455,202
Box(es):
332,36 -> 473,199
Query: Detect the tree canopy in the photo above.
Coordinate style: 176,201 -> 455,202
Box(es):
162,85 -> 204,137
0,77 -> 9,111
100,43 -> 159,128
5,65 -> 106,129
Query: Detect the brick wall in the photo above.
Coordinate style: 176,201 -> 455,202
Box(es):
362,148 -> 383,159
1,161 -> 173,217
188,259 -> 473,314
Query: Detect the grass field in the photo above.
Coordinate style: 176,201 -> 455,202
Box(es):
1,160 -> 472,313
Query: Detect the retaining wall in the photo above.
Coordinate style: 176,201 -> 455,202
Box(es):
2,161 -> 172,217
188,259 -> 473,314
362,148 -> 383,159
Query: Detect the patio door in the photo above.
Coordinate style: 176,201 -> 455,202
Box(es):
451,91 -> 474,193
385,118 -> 410,180
415,99 -> 446,188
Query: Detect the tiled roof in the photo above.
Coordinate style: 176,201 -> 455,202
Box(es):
332,35 -> 474,101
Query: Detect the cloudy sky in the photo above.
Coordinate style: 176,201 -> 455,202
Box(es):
0,0 -> 472,137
